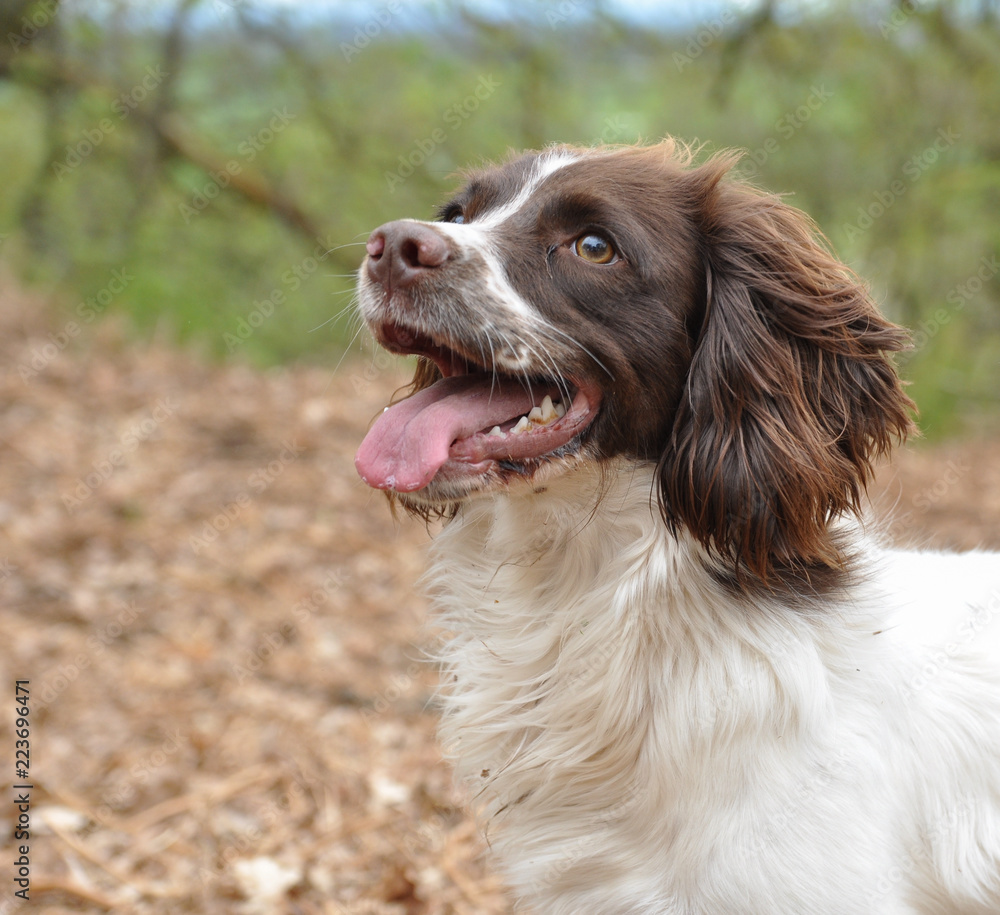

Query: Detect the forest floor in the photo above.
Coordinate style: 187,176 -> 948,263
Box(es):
1,276 -> 999,914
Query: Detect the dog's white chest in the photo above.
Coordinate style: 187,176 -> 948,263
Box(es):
425,468 -> 1000,914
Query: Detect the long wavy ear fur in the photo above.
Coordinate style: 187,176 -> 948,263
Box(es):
658,155 -> 915,585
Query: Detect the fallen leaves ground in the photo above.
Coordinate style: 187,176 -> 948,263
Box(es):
0,277 -> 998,914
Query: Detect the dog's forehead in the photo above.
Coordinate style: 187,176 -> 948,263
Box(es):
455,148 -> 588,228
450,146 -> 682,233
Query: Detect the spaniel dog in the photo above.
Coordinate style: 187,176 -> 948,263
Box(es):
354,141 -> 1000,914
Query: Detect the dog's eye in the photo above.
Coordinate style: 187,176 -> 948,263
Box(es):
573,233 -> 617,265
445,210 -> 465,224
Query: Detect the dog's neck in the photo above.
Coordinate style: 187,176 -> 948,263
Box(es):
426,464 -> 877,843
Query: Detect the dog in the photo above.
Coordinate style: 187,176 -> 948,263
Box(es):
354,141 -> 1000,914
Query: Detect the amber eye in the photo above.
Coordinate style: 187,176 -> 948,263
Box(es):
573,233 -> 617,264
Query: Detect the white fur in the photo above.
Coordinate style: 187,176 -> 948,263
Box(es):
469,148 -> 580,230
426,462 -> 1000,914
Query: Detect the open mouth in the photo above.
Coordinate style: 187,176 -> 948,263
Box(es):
355,322 -> 601,493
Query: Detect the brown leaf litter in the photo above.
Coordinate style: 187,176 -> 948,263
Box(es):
0,275 -> 997,914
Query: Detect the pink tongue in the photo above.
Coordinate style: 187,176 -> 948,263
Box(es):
355,374 -> 538,492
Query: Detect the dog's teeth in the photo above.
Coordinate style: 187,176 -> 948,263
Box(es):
510,396 -> 564,435
488,426 -> 503,437
527,395 -> 560,427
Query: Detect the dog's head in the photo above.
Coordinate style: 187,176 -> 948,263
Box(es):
355,141 -> 913,581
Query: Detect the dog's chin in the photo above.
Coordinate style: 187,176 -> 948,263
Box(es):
394,447 -> 595,510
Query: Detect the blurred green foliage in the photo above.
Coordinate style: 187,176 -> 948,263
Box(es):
1,0 -> 998,436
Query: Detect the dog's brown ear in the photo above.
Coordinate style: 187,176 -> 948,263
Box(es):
658,161 -> 915,584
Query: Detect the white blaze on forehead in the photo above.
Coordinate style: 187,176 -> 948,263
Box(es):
471,148 -> 581,229
434,148 -> 581,239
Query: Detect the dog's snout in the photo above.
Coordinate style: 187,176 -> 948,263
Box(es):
366,221 -> 450,293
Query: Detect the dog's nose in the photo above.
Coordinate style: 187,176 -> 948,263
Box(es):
366,221 -> 450,292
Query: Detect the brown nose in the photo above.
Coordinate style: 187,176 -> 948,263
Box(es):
366,220 -> 450,293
